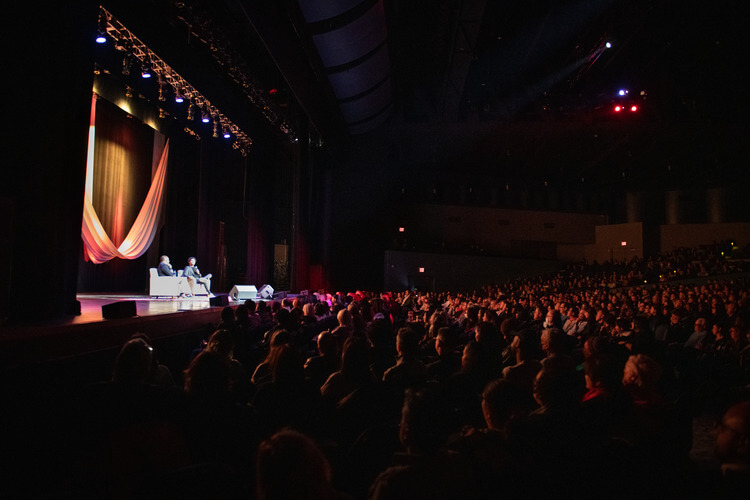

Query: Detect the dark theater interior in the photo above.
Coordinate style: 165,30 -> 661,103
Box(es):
2,0 -> 750,497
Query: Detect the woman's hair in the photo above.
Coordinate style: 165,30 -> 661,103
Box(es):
256,429 -> 332,500
206,329 -> 235,358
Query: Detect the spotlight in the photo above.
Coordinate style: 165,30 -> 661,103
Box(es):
201,108 -> 210,123
223,127 -> 231,139
175,88 -> 185,103
618,89 -> 628,96
96,12 -> 107,43
614,105 -> 622,112
630,105 -> 638,112
605,42 -> 612,49
141,61 -> 152,79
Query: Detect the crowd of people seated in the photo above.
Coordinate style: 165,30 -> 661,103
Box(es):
44,243 -> 750,498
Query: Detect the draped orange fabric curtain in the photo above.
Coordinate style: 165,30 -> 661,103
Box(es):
81,94 -> 169,264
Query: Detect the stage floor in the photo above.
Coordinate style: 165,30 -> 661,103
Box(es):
75,293 -> 217,323
0,293 -> 231,371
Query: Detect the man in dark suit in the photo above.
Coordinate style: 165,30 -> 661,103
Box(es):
157,255 -> 176,276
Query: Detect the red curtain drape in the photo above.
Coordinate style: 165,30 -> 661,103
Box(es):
81,94 -> 169,264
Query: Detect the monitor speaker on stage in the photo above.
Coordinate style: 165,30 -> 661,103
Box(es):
230,285 -> 257,301
258,284 -> 274,300
210,294 -> 230,307
102,300 -> 137,319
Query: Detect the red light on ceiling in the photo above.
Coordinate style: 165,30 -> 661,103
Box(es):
398,227 -> 405,233
269,88 -> 278,95
614,105 -> 622,112
419,267 -> 425,273
621,241 -> 627,246
630,105 -> 638,112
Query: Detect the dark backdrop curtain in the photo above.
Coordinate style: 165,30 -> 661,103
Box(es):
77,98 -> 157,292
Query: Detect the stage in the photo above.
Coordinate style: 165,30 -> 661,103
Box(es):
0,293 -> 232,372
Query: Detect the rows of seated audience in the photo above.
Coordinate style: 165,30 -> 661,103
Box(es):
43,245 -> 750,498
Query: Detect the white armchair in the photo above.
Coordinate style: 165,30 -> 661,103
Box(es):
149,268 -> 187,297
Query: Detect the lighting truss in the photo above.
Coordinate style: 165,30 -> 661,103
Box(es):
99,7 -> 253,155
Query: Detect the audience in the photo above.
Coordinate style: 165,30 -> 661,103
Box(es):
25,242 -> 750,498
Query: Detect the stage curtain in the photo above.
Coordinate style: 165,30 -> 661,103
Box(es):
81,94 -> 169,264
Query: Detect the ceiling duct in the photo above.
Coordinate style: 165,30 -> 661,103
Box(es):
297,0 -> 393,134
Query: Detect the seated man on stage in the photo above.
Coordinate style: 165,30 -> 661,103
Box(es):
183,256 -> 212,296
157,255 -> 177,276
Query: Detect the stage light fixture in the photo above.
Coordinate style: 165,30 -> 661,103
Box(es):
630,105 -> 638,112
201,108 -> 210,123
605,42 -> 612,49
125,86 -> 134,98
614,105 -> 622,112
223,126 -> 231,139
187,102 -> 195,121
96,13 -> 107,43
212,119 -> 219,138
175,88 -> 185,103
618,89 -> 628,96
141,61 -> 152,79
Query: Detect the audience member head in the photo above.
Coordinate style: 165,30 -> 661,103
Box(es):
399,387 -> 448,455
235,303 -> 249,323
500,317 -> 522,343
512,330 -> 538,362
316,330 -> 337,357
206,329 -> 235,359
396,327 -> 420,358
729,325 -> 743,344
245,299 -> 257,313
270,329 -> 291,347
337,308 -> 353,328
220,305 -> 236,326
545,309 -> 563,329
435,326 -> 458,357
271,344 -> 305,386
112,338 -> 154,383
622,354 -> 663,405
541,327 -> 566,356
302,303 -> 315,318
533,365 -> 583,411
340,337 -> 371,383
584,352 -> 624,392
475,321 -> 501,346
481,378 -> 527,432
366,318 -> 390,348
256,429 -> 333,500
183,350 -> 231,397
715,401 -> 750,466
314,302 -> 329,318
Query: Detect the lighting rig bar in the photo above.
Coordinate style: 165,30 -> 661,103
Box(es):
99,6 -> 253,155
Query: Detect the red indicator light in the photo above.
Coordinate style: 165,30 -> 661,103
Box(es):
630,105 -> 638,112
614,105 -> 622,112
